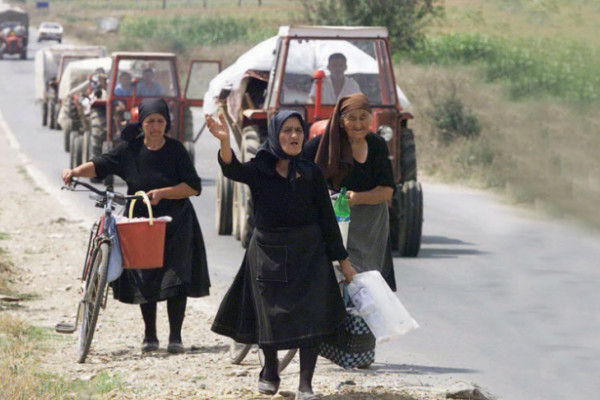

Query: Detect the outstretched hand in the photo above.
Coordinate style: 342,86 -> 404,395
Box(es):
205,114 -> 230,142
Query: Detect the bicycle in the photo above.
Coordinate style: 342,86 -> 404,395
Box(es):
55,178 -> 145,363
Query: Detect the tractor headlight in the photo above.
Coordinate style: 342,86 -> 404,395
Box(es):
377,125 -> 393,142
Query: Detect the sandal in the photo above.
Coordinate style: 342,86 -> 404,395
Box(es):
295,391 -> 321,400
257,367 -> 280,395
141,339 -> 159,352
167,341 -> 185,354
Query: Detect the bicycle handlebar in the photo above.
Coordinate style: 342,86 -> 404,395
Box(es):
63,178 -> 148,206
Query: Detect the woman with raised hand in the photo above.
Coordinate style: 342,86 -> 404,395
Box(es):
206,110 -> 356,400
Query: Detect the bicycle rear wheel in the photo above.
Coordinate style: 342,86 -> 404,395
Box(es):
77,242 -> 110,363
230,340 -> 253,365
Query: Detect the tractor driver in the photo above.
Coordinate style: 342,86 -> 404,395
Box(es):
309,52 -> 362,105
136,67 -> 165,97
114,71 -> 133,97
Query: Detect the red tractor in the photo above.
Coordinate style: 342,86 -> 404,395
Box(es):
207,26 -> 423,256
85,52 -> 220,183
0,5 -> 28,60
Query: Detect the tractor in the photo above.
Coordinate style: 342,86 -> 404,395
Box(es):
205,26 -> 423,257
84,51 -> 220,184
34,45 -> 107,129
0,4 -> 28,60
56,57 -> 112,168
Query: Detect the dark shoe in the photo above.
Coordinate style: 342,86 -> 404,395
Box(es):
167,341 -> 185,354
141,339 -> 159,352
257,368 -> 280,395
295,391 -> 321,400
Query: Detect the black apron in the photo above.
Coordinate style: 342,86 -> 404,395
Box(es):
211,224 -> 346,350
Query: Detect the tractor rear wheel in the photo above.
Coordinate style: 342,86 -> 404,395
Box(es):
42,102 -> 48,126
62,120 -> 72,152
400,128 -> 417,182
216,169 -> 233,235
101,141 -> 114,186
82,130 -> 91,163
69,132 -> 82,169
184,140 -> 195,165
393,181 -> 423,257
90,108 -> 107,160
48,88 -> 57,130
239,127 -> 259,248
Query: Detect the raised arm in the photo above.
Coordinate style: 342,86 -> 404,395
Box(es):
205,113 -> 233,164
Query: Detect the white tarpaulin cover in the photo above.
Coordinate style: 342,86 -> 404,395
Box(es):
203,35 -> 409,115
34,45 -> 106,101
58,57 -> 112,100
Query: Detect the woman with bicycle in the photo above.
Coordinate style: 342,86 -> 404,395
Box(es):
61,98 -> 210,355
206,110 -> 357,400
303,93 -> 397,291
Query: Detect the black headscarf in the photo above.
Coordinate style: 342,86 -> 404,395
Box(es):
121,98 -> 172,141
256,110 -> 311,184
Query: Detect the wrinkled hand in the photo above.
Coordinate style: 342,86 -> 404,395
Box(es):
61,169 -> 75,185
346,190 -> 358,207
339,259 -> 358,283
205,114 -> 230,142
146,189 -> 162,206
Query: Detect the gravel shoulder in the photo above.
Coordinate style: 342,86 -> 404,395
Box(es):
0,124 -> 455,400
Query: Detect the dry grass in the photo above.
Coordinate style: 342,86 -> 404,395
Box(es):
396,61 -> 600,227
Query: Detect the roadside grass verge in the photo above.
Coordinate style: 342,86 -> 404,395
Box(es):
396,62 -> 600,228
0,249 -> 126,399
0,312 -> 126,399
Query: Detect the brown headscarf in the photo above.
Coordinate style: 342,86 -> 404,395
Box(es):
314,93 -> 372,190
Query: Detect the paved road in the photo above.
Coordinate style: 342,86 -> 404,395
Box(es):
1,29 -> 599,400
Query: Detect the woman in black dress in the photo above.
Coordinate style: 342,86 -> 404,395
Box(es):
61,98 -> 210,354
303,93 -> 397,291
206,110 -> 356,400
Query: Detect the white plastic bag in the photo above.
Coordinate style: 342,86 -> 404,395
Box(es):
348,270 -> 419,343
107,215 -> 123,283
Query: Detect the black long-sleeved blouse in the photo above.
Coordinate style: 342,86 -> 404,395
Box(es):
218,151 -> 348,261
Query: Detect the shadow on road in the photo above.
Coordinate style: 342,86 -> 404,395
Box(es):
189,343 -> 229,354
421,235 -> 472,246
369,362 -> 478,375
393,235 -> 488,259
416,247 -> 488,259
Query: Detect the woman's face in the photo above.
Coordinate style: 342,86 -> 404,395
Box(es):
341,109 -> 371,141
279,117 -> 304,156
142,113 -> 167,138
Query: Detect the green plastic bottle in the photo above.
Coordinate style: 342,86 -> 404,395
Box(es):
333,187 -> 351,223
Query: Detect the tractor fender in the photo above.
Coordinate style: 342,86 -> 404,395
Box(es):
308,119 -> 328,140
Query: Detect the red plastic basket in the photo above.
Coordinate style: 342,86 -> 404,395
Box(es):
116,192 -> 167,269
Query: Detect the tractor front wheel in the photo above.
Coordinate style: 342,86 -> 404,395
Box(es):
42,102 -> 48,126
392,181 -> 423,257
216,169 -> 233,235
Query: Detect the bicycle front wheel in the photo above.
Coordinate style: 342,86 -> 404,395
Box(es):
77,242 -> 110,363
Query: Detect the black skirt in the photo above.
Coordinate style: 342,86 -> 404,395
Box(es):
211,224 -> 346,350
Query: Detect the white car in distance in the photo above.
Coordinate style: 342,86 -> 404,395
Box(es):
38,21 -> 63,43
